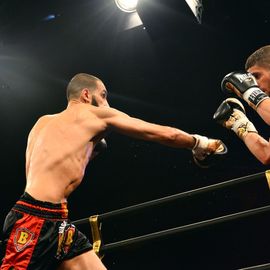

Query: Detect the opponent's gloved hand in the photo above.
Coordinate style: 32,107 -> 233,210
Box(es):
213,98 -> 258,140
221,71 -> 269,109
192,134 -> 228,168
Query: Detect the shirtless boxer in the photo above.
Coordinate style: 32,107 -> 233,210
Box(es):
214,45 -> 270,165
1,73 -> 227,270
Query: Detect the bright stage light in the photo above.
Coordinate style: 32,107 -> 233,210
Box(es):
185,0 -> 203,24
115,0 -> 138,13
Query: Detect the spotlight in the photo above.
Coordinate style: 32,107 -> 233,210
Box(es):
115,0 -> 138,13
185,0 -> 203,24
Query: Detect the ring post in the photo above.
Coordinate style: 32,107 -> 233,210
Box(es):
264,170 -> 270,190
89,215 -> 103,258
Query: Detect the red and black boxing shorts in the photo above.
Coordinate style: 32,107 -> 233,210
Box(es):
0,192 -> 92,270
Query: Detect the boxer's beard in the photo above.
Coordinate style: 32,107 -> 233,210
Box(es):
91,96 -> 99,107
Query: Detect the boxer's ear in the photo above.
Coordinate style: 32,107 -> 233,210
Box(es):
81,88 -> 92,104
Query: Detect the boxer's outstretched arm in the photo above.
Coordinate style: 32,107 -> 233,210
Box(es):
92,106 -> 227,168
104,107 -> 196,149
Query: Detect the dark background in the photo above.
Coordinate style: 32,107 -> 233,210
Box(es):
1,0 -> 270,269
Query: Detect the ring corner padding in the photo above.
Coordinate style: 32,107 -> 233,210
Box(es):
265,170 -> 270,190
89,215 -> 103,258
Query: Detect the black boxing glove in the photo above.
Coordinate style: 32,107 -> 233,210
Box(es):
94,138 -> 107,153
221,71 -> 269,109
213,98 -> 258,140
91,139 -> 107,160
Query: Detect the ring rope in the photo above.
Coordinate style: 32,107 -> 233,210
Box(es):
100,204 -> 270,252
73,170 -> 270,226
238,262 -> 270,270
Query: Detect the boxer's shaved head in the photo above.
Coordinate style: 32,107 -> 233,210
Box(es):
66,73 -> 101,101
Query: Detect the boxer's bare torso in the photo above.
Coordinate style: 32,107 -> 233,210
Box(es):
24,79 -> 201,204
25,102 -> 106,203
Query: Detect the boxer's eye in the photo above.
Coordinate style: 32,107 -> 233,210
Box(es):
101,90 -> 107,99
251,72 -> 260,79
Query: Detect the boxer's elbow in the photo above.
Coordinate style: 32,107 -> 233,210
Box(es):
265,120 -> 270,126
261,117 -> 270,126
260,154 -> 270,165
256,148 -> 270,165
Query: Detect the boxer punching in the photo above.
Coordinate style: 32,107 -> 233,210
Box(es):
1,73 -> 226,270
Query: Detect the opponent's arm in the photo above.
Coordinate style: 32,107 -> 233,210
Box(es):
213,98 -> 270,164
256,99 -> 270,125
242,132 -> 270,165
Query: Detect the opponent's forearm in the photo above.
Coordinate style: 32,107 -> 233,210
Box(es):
256,99 -> 270,126
243,132 -> 270,165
